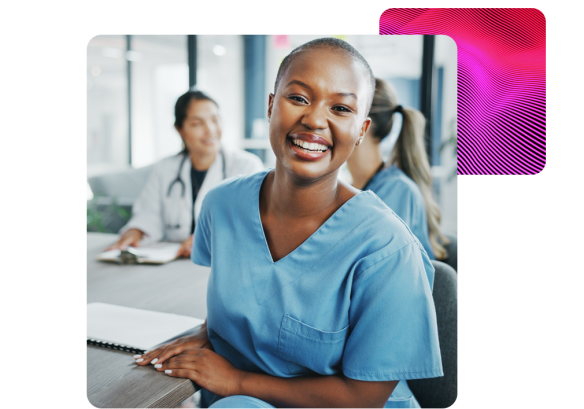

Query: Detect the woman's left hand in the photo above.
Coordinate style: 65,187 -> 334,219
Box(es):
155,348 -> 245,397
176,235 -> 194,258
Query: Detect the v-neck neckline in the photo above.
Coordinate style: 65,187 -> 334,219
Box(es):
254,169 -> 367,265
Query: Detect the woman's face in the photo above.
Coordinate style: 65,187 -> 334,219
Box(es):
267,48 -> 371,181
176,99 -> 222,156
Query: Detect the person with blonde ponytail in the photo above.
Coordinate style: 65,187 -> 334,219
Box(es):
347,78 -> 449,260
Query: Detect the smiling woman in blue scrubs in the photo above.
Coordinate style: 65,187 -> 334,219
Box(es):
134,38 -> 443,408
346,78 -> 449,260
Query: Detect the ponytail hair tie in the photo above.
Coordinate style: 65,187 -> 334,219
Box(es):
393,105 -> 404,114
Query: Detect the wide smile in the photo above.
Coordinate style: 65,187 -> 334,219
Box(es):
201,137 -> 218,145
287,134 -> 332,161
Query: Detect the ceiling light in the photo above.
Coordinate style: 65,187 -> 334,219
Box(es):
213,45 -> 226,56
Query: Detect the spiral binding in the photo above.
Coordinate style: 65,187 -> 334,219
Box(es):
87,339 -> 145,354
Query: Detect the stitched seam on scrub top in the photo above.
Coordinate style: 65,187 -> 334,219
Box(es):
343,367 -> 444,376
284,315 -> 350,334
305,208 -> 371,271
353,241 -> 417,280
370,193 -> 420,244
282,328 -> 347,343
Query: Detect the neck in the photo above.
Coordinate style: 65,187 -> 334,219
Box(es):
189,150 -> 217,171
346,138 -> 384,189
265,163 -> 341,219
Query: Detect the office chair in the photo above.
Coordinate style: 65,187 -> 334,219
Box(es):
441,233 -> 457,272
88,165 -> 154,204
408,260 -> 457,408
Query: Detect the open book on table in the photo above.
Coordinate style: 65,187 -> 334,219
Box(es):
87,302 -> 204,354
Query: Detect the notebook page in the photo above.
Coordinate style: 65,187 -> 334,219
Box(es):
96,242 -> 182,264
87,303 -> 204,350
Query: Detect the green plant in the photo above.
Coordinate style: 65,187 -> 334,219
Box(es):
440,118 -> 458,181
87,196 -> 132,233
87,197 -> 107,232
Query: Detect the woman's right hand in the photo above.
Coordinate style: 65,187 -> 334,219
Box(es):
104,228 -> 144,251
134,322 -> 211,366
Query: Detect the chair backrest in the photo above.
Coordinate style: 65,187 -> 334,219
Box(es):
408,260 -> 457,408
88,165 -> 154,204
444,233 -> 457,272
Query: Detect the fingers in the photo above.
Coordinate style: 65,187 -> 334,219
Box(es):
135,343 -> 185,366
133,349 -> 157,365
176,236 -> 193,258
164,368 -> 199,381
133,335 -> 209,365
105,236 -> 133,251
133,340 -> 177,365
153,351 -> 204,372
176,242 -> 188,258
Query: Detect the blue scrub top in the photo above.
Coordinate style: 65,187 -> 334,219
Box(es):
192,169 -> 443,407
365,165 -> 435,260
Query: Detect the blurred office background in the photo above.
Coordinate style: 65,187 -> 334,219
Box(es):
87,35 -> 457,235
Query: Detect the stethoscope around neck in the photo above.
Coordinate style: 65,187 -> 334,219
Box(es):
165,149 -> 226,230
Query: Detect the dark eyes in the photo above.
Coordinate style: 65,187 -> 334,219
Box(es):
288,95 -> 308,103
288,95 -> 353,113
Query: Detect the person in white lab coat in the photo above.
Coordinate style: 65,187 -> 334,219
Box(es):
106,90 -> 264,257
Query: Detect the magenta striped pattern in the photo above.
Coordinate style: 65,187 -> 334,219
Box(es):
380,8 -> 546,175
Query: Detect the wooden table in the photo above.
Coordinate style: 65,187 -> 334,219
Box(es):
87,233 -> 210,408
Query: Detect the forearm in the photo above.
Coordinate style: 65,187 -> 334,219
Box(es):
237,371 -> 396,408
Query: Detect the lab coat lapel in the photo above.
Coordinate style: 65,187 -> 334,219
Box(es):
194,151 -> 223,221
161,154 -> 192,242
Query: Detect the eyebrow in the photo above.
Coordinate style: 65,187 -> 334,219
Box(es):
285,79 -> 358,100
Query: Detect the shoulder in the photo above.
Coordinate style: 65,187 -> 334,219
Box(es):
223,148 -> 264,172
140,154 -> 186,183
370,166 -> 423,201
150,153 -> 186,173
348,191 -> 420,254
351,191 -> 427,275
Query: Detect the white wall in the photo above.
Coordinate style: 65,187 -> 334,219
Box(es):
196,35 -> 244,152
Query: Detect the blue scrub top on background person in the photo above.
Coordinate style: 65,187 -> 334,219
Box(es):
365,165 -> 436,260
192,169 -> 443,408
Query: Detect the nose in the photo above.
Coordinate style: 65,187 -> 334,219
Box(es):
300,102 -> 328,130
202,120 -> 215,137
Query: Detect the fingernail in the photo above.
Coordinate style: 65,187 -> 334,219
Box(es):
133,355 -> 141,358
151,358 -> 158,364
165,370 -> 172,374
143,350 -> 151,354
154,364 -> 162,368
136,358 -> 144,363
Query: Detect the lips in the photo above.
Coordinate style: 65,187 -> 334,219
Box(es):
289,133 -> 332,148
287,133 -> 332,161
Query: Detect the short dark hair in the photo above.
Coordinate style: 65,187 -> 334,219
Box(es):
273,37 -> 376,112
174,89 -> 218,129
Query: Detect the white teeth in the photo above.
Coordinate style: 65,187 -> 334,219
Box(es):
292,139 -> 328,152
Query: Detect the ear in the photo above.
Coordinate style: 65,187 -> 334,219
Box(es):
356,117 -> 372,145
175,124 -> 185,141
267,93 -> 275,122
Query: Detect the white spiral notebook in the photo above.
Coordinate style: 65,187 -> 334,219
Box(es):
87,302 -> 204,353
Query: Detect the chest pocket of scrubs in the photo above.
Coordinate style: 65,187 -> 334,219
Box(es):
278,314 -> 349,376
